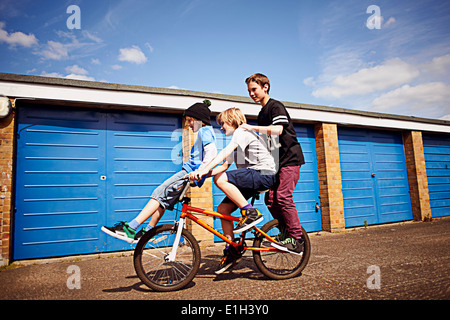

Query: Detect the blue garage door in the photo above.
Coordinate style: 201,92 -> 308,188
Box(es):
423,133 -> 450,217
338,127 -> 412,227
14,105 -> 181,260
293,124 -> 322,232
212,122 -> 321,238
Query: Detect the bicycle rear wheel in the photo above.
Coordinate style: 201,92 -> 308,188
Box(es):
133,224 -> 201,292
252,219 -> 310,280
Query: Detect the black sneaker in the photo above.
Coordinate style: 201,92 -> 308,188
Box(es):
215,245 -> 242,274
271,237 -> 304,255
233,208 -> 263,234
262,232 -> 286,247
133,229 -> 146,243
101,222 -> 136,243
262,223 -> 288,247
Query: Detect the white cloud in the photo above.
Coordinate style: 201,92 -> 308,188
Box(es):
41,67 -> 95,82
145,42 -> 154,53
64,73 -> 95,81
36,30 -> 106,61
368,16 -> 396,29
167,85 -> 188,90
81,30 -> 102,43
118,45 -> 147,64
65,65 -> 88,75
39,40 -> 69,60
111,64 -> 122,70
41,71 -> 64,78
420,54 -> 450,75
312,58 -> 420,99
371,82 -> 450,113
384,17 -> 396,28
303,77 -> 316,87
0,21 -> 38,48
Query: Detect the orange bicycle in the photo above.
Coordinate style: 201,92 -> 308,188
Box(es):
133,182 -> 311,292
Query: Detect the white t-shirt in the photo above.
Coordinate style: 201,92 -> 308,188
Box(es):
227,127 -> 276,174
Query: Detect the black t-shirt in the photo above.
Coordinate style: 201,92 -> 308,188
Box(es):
257,98 -> 305,168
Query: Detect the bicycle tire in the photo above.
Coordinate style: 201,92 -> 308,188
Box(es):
252,219 -> 311,280
133,224 -> 201,292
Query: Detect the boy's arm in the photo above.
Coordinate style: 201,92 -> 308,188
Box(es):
210,161 -> 231,176
240,123 -> 283,136
242,100 -> 290,135
197,143 -> 217,171
190,142 -> 237,181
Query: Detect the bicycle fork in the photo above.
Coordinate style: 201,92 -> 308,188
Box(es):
165,218 -> 185,262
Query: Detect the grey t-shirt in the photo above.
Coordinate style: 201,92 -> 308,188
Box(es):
227,127 -> 276,174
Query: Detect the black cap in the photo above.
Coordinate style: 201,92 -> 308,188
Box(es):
183,99 -> 212,125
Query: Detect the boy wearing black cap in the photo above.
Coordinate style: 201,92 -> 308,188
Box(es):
102,100 -> 217,243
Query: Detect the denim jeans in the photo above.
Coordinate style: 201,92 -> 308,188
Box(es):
151,169 -> 189,210
265,165 -> 303,239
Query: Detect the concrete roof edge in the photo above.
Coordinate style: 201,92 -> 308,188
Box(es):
1,72 -> 449,127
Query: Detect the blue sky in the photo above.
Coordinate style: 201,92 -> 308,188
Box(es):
1,0 -> 450,120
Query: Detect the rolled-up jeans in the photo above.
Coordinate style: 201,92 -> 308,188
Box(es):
151,169 -> 189,211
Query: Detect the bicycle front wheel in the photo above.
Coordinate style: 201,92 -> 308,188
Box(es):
252,219 -> 311,280
133,224 -> 201,292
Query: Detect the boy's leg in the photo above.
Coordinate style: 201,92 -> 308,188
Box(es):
215,200 -> 242,274
214,172 -> 249,208
269,166 -> 305,255
217,201 -> 237,240
271,166 -> 302,239
214,169 -> 268,233
265,189 -> 283,221
148,206 -> 165,228
213,170 -> 263,233
132,205 -> 165,242
134,198 -> 162,225
102,170 -> 186,242
133,170 -> 187,225
101,198 -> 163,243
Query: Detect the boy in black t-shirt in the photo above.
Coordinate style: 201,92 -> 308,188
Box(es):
242,73 -> 305,255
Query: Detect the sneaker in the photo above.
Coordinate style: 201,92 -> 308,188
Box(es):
133,229 -> 146,243
233,208 -> 264,234
215,245 -> 242,274
262,223 -> 288,247
101,222 -> 136,243
262,232 -> 286,247
271,237 -> 304,255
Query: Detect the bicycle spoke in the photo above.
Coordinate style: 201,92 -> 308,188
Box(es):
253,220 -> 310,279
135,225 -> 199,290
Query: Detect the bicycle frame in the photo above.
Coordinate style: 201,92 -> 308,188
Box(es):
165,201 -> 280,262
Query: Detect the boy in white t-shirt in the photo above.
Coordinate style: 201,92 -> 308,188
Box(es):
191,107 -> 276,273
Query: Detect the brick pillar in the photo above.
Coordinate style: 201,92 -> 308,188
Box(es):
403,131 -> 432,221
315,123 -> 345,232
0,105 -> 15,266
182,120 -> 215,247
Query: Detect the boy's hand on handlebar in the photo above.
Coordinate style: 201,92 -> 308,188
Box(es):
189,169 -> 208,181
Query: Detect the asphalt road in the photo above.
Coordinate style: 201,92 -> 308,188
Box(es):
1,217 -> 449,303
